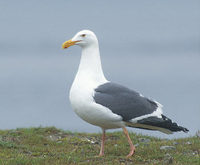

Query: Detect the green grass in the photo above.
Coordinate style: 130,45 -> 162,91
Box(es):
0,127 -> 199,165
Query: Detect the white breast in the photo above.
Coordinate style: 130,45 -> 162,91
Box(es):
69,78 -> 124,129
68,38 -> 125,129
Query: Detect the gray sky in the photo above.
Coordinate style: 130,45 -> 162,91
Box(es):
0,0 -> 199,138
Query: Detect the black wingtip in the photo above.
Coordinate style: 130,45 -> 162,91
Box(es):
162,115 -> 189,133
181,127 -> 189,133
136,114 -> 189,134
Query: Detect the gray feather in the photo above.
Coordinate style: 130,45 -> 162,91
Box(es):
94,82 -> 158,121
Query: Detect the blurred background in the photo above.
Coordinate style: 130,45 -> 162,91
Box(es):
0,0 -> 199,138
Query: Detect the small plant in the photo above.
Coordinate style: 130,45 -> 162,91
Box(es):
0,127 -> 199,165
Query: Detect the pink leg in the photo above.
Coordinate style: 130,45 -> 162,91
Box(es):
99,129 -> 106,156
123,127 -> 135,158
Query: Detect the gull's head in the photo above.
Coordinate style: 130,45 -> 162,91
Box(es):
62,30 -> 98,49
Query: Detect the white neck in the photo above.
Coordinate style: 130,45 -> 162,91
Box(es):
73,43 -> 107,86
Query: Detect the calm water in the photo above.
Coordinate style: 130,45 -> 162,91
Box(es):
0,49 -> 199,138
0,0 -> 199,138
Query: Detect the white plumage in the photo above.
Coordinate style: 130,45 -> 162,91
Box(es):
62,30 -> 188,157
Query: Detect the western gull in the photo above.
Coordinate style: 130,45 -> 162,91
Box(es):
62,30 -> 188,157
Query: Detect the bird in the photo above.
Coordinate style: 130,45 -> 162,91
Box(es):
62,30 -> 188,158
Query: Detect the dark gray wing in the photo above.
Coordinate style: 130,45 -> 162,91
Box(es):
94,82 -> 158,121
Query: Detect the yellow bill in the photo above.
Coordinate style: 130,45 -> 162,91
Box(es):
62,39 -> 79,49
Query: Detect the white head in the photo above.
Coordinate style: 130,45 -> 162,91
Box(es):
62,30 -> 98,49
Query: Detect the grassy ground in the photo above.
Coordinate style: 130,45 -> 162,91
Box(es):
0,127 -> 199,165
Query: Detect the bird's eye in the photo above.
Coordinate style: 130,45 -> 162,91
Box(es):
81,34 -> 86,37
